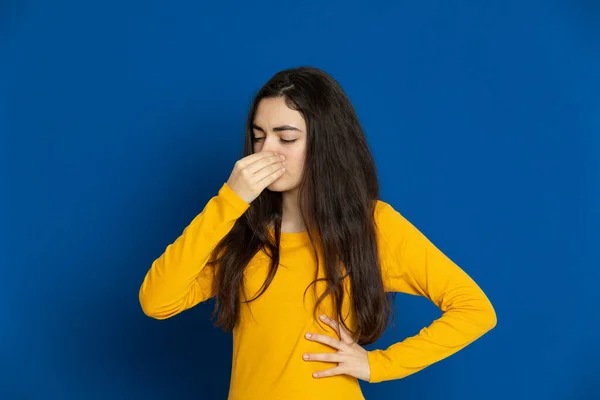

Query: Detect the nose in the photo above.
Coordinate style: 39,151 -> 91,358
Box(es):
260,135 -> 281,154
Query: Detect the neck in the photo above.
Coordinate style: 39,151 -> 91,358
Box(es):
281,188 -> 306,233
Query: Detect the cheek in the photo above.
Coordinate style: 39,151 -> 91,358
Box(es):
285,150 -> 306,172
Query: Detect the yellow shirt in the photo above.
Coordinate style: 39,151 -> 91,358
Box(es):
139,182 -> 497,399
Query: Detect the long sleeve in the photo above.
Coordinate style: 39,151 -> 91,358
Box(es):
139,182 -> 250,319
367,202 -> 497,383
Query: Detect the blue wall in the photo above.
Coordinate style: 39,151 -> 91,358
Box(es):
3,0 -> 598,399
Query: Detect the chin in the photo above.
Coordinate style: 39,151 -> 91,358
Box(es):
267,177 -> 298,193
266,181 -> 287,192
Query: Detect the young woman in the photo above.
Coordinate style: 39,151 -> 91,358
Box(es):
139,66 -> 497,399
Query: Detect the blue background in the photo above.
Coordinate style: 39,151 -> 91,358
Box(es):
2,0 -> 599,399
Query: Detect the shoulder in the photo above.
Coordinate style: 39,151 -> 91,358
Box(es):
373,199 -> 408,230
374,199 -> 394,215
372,199 -> 424,251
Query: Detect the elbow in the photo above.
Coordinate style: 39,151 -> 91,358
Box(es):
485,307 -> 497,331
140,302 -> 162,320
139,288 -> 171,320
480,299 -> 498,332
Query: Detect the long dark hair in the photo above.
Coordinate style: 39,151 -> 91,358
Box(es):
208,66 -> 394,345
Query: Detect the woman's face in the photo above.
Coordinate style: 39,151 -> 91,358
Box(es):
252,96 -> 307,193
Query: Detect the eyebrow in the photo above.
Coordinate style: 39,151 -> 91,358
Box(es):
252,123 -> 302,132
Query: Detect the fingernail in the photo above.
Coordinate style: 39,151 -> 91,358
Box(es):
305,332 -> 311,338
303,354 -> 309,360
320,315 -> 327,320
280,155 -> 285,160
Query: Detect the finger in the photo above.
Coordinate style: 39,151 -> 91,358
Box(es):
319,315 -> 354,344
249,153 -> 285,176
237,151 -> 280,169
312,366 -> 345,378
255,162 -> 286,185
302,352 -> 344,363
305,332 -> 344,350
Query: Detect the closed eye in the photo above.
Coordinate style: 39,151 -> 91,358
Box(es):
252,137 -> 297,144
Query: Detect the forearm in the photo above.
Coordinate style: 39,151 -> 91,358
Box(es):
139,183 -> 249,319
367,295 -> 496,382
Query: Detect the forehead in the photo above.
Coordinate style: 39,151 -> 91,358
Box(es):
253,97 -> 306,128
